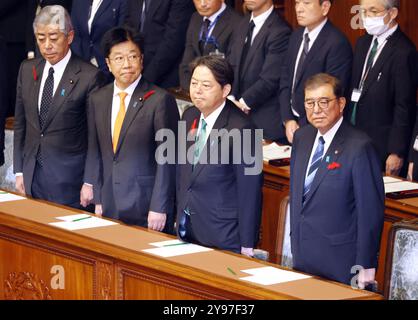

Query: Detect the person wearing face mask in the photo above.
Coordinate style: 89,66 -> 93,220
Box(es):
347,0 -> 417,177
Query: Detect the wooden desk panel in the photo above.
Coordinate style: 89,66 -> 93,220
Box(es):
0,195 -> 380,300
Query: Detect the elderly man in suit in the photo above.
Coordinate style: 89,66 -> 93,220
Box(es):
280,0 -> 352,144
289,73 -> 384,288
124,0 -> 194,88
84,27 -> 179,233
347,0 -> 417,176
176,55 -> 263,256
179,0 -> 241,91
227,0 -> 291,142
14,5 -> 104,209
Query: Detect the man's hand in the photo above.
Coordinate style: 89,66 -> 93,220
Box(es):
95,204 -> 103,217
386,154 -> 404,176
148,211 -> 167,232
15,176 -> 25,195
80,184 -> 93,207
241,247 -> 254,257
358,268 -> 376,290
231,99 -> 250,115
408,162 -> 414,181
285,120 -> 300,144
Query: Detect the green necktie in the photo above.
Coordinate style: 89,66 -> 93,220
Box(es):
193,119 -> 207,168
351,38 -> 379,126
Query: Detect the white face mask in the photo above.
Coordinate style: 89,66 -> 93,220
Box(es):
362,12 -> 392,36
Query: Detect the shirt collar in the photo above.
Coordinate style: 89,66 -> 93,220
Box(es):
205,2 -> 227,22
315,116 -> 343,144
45,49 -> 72,70
250,5 -> 274,27
304,18 -> 328,41
113,75 -> 142,97
374,23 -> 398,45
200,100 -> 226,129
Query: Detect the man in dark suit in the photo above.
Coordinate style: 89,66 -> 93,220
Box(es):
347,0 -> 416,176
176,55 -> 263,256
124,0 -> 194,88
179,0 -> 241,91
71,0 -> 126,77
289,73 -> 384,288
407,51 -> 418,181
84,27 -> 179,233
14,6 -> 104,209
280,0 -> 352,144
227,0 -> 291,142
0,0 -> 32,117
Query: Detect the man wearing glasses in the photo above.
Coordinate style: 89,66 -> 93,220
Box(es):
347,0 -> 417,176
83,27 -> 179,234
289,73 -> 384,289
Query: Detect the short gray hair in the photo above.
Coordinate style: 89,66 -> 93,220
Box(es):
33,5 -> 73,35
381,0 -> 400,9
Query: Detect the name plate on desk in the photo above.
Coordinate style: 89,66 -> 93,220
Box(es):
384,179 -> 418,199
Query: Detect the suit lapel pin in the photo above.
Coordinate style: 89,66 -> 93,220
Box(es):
69,79 -> 74,84
335,150 -> 339,155
61,89 -> 66,96
326,156 -> 330,163
138,97 -> 144,102
133,101 -> 138,108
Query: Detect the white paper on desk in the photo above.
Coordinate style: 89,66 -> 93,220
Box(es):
263,143 -> 291,161
49,217 -> 117,231
384,181 -> 418,194
0,192 -> 26,202
383,176 -> 403,184
142,243 -> 213,257
239,266 -> 311,285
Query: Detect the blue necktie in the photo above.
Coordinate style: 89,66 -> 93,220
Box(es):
303,136 -> 325,203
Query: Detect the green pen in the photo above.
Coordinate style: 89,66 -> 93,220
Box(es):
162,242 -> 189,247
227,267 -> 237,276
72,216 -> 92,222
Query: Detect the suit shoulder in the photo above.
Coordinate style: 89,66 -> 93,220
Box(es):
225,6 -> 243,22
182,105 -> 200,121
324,22 -> 351,45
227,103 -> 256,129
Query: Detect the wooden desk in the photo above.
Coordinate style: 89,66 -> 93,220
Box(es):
260,162 -> 418,293
0,195 -> 380,300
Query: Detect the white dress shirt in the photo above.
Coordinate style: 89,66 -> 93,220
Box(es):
305,117 -> 343,181
38,49 -> 72,112
203,2 -> 227,38
249,5 -> 274,45
196,101 -> 226,145
88,0 -> 104,34
292,18 -> 328,117
111,75 -> 142,138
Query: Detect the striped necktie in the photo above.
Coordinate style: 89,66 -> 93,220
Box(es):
303,136 -> 325,203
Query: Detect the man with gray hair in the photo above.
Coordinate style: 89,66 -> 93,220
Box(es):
347,0 -> 417,177
14,5 -> 105,209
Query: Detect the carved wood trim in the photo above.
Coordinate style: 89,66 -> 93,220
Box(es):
97,261 -> 113,300
4,272 -> 52,300
116,265 -> 242,300
0,229 -> 99,299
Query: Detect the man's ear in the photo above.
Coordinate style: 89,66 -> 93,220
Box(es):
222,84 -> 232,98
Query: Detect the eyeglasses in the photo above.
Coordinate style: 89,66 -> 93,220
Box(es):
360,8 -> 388,18
304,97 -> 338,110
109,54 -> 140,65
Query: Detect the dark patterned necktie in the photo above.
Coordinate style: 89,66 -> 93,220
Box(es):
39,66 -> 54,129
199,18 -> 211,55
37,66 -> 54,167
